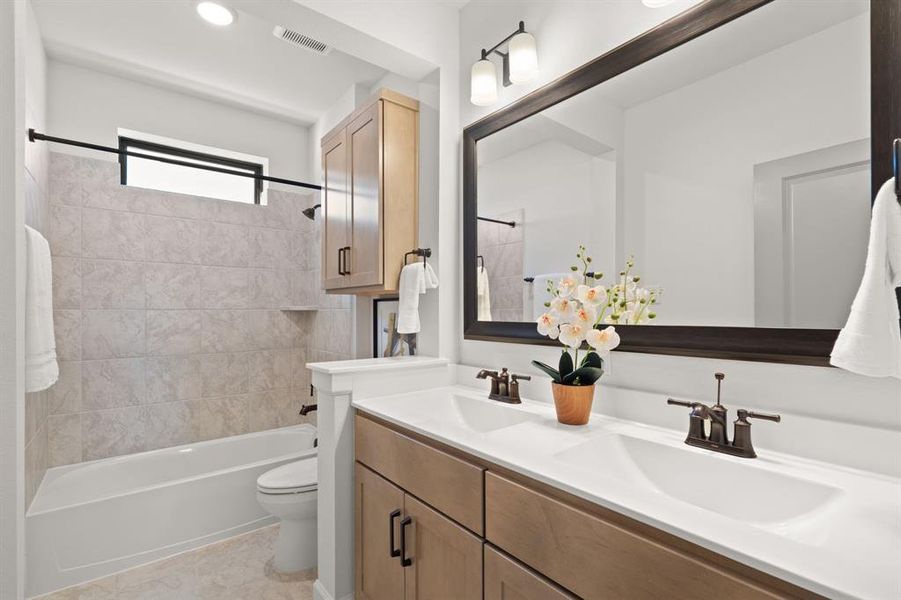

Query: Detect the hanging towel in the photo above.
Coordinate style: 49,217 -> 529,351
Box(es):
397,262 -> 439,334
477,266 -> 492,321
831,178 -> 901,379
24,225 -> 59,392
531,273 -> 571,320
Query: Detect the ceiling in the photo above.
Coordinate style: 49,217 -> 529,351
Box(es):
32,0 -> 392,125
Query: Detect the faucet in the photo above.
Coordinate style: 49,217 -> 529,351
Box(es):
667,372 -> 780,459
476,367 -> 531,404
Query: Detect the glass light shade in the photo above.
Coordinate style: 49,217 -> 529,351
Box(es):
508,31 -> 538,84
641,0 -> 675,7
470,58 -> 498,106
197,1 -> 235,26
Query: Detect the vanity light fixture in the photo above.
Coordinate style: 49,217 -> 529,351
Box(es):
196,1 -> 236,26
470,21 -> 538,106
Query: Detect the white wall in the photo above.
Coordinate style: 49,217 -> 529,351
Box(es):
622,13 -> 870,326
459,1 -> 901,427
0,1 -> 27,597
478,140 -> 617,281
47,61 -> 311,184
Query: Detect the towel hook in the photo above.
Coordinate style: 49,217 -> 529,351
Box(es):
477,255 -> 484,270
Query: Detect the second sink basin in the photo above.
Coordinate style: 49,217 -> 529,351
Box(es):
555,433 -> 841,525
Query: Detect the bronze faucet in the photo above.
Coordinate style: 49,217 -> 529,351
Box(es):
667,373 -> 780,459
476,368 -> 531,404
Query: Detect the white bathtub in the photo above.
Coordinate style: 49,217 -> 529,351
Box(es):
26,424 -> 316,597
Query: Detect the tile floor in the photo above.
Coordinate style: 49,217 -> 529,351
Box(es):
35,525 -> 315,600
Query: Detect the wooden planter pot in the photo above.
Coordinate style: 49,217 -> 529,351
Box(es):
551,383 -> 595,425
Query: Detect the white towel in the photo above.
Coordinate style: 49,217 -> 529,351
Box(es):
477,266 -> 492,321
530,273 -> 570,320
831,178 -> 901,378
397,262 -> 439,334
25,225 -> 59,392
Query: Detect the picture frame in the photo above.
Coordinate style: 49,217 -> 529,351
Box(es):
373,298 -> 417,358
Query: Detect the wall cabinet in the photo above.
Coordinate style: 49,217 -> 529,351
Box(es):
321,89 -> 418,295
355,412 -> 823,600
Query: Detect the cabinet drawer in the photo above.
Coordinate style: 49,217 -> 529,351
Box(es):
486,472 -> 787,600
355,414 -> 485,534
485,545 -> 576,600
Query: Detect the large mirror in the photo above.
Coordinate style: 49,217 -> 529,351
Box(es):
464,0 -> 898,363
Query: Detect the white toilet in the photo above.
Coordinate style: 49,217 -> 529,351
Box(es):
256,457 -> 318,573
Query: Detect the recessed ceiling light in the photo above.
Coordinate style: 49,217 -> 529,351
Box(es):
642,0 -> 675,7
196,1 -> 236,26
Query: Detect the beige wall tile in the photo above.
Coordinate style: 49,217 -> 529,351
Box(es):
82,208 -> 146,260
201,310 -> 251,353
48,361 -> 82,415
146,310 -> 202,356
186,396 -> 249,442
82,310 -> 145,359
249,227 -> 291,268
200,266 -> 248,309
48,414 -> 82,466
82,406 -> 148,461
52,256 -> 82,309
200,353 -> 249,398
199,221 -> 249,267
53,309 -> 82,360
145,355 -> 202,404
145,263 -> 202,309
82,259 -> 145,309
49,204 -> 82,257
145,215 -> 202,264
248,350 -> 293,392
82,358 -> 145,411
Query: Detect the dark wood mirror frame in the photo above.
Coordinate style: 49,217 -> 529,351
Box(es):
463,0 -> 900,366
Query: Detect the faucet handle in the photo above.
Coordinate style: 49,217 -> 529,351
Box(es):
511,374 -> 531,382
737,409 -> 781,423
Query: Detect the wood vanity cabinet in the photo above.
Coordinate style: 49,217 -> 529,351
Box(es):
320,88 -> 419,295
354,412 -> 820,600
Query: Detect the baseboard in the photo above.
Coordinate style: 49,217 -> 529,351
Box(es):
313,579 -> 353,600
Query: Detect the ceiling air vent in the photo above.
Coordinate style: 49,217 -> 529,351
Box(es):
273,26 -> 332,56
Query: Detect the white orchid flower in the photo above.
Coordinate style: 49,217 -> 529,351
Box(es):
550,296 -> 576,321
536,312 -> 559,339
573,304 -> 597,327
557,275 -> 579,299
576,284 -> 606,307
586,326 -> 621,352
558,323 -> 587,349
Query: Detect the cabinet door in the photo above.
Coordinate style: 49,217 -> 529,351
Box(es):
356,463 -> 405,600
403,494 -> 482,600
322,129 -> 350,290
485,545 -> 576,600
347,102 -> 383,288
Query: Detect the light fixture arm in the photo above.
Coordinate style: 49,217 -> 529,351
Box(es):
480,21 -> 527,88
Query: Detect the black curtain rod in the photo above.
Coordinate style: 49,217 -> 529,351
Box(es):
478,215 -> 516,228
28,129 -> 322,192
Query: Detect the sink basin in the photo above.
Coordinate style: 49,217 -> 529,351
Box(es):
555,434 -> 840,524
419,393 -> 541,434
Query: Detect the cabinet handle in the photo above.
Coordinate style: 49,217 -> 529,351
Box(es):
338,247 -> 347,276
342,246 -> 351,275
399,516 -> 412,567
388,509 -> 401,558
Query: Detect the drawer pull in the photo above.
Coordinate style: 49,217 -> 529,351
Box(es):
342,246 -> 352,274
337,247 -> 345,276
400,516 -> 413,567
389,509 -> 401,558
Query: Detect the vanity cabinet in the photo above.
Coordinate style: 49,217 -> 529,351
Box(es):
354,412 -> 819,600
320,88 -> 419,295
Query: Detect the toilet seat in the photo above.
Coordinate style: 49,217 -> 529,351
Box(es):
257,457 -> 318,495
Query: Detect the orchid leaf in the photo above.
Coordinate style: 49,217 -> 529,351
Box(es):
531,360 -> 561,383
558,351 -> 574,378
562,366 -> 604,386
580,351 -> 603,370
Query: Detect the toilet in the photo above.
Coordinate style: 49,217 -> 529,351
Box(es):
256,457 -> 318,573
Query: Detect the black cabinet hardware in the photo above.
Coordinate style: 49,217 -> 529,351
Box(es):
399,516 -> 412,567
389,510 -> 401,558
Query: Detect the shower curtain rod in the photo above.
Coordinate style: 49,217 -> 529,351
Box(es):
28,129 -> 323,192
477,215 -> 516,228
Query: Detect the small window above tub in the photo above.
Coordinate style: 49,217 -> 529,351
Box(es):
117,129 -> 268,205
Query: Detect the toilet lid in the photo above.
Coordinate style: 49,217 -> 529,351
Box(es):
257,457 -> 318,494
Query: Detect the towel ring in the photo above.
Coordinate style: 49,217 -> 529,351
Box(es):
477,255 -> 484,270
404,248 -> 432,267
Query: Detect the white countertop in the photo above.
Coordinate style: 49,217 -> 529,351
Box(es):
308,356 -> 447,375
353,385 -> 901,600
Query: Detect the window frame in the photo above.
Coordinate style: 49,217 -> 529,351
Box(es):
118,136 -> 265,205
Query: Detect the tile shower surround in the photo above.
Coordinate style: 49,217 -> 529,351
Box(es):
477,209 -> 525,321
45,152 -> 352,469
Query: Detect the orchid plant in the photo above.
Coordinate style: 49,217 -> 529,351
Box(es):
532,246 -> 659,386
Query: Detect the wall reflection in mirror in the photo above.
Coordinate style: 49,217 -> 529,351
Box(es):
476,0 -> 871,328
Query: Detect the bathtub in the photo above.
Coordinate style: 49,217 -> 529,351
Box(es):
26,424 -> 316,597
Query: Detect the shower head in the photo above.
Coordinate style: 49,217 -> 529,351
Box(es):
302,203 -> 321,220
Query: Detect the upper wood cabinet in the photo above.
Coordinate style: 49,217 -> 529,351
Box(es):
320,89 -> 419,295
